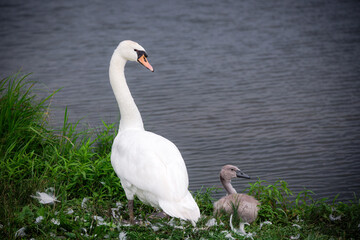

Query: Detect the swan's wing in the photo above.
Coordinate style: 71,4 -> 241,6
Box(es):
111,130 -> 189,201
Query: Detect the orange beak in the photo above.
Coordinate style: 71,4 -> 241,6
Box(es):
137,55 -> 154,72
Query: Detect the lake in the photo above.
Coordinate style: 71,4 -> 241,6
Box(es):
1,0 -> 360,201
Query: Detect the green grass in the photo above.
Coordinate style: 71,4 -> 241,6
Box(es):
1,72 -> 359,239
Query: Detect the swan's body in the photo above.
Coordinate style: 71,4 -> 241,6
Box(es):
109,40 -> 200,225
214,165 -> 259,224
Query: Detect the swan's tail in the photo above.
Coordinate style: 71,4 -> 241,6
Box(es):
159,191 -> 200,226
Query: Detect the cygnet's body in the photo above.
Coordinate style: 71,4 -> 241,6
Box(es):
214,165 -> 260,223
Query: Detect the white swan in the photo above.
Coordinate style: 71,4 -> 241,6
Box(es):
214,165 -> 260,224
109,40 -> 200,225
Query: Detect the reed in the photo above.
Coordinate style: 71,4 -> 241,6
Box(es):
0,73 -> 359,239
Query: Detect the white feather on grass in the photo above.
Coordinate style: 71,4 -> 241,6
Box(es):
206,218 -> 217,227
66,208 -> 74,215
329,213 -> 341,221
31,191 -> 59,204
221,231 -> 235,240
229,214 -> 254,240
111,201 -> 122,219
290,223 -> 301,239
119,231 -> 127,240
167,218 -> 185,229
93,216 -> 106,226
329,207 -> 341,221
259,221 -> 272,229
35,216 -> 44,224
290,234 -> 300,240
292,224 -> 301,229
15,227 -> 26,238
51,218 -> 60,225
81,198 -> 89,208
151,224 -> 160,231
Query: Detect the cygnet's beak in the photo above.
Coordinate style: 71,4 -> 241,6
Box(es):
236,170 -> 251,179
137,53 -> 154,72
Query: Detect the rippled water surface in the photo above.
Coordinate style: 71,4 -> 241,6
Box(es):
1,0 -> 360,201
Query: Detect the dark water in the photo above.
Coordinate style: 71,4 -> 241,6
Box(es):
1,0 -> 360,201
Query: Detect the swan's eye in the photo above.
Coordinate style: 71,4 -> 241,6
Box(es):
134,50 -> 148,58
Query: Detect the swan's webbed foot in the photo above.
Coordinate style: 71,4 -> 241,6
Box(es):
148,211 -> 169,220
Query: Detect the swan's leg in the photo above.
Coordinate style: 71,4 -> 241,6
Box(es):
128,200 -> 134,224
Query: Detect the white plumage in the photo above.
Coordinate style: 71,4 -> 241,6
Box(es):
31,188 -> 59,205
109,40 -> 200,225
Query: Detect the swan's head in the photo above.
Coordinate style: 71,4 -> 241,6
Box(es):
220,165 -> 250,181
116,40 -> 154,72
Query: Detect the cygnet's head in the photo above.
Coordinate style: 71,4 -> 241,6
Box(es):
116,40 -> 154,72
220,164 -> 251,182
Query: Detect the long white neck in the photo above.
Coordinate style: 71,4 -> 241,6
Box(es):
220,176 -> 237,195
109,51 -> 144,131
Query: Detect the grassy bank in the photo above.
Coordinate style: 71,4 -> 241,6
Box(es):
1,73 -> 359,239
